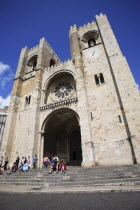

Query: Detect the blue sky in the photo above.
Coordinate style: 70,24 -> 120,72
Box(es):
0,0 -> 140,107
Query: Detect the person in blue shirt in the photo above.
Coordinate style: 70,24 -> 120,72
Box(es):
49,155 -> 56,174
32,154 -> 38,169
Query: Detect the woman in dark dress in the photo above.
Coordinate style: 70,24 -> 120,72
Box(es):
16,156 -> 20,169
4,157 -> 8,170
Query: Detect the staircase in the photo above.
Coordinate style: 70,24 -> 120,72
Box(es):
0,165 -> 140,190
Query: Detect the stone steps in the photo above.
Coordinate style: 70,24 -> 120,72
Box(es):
1,179 -> 140,187
0,175 -> 140,182
0,165 -> 140,188
1,174 -> 140,181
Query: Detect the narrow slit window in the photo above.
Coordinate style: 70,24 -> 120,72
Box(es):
118,115 -> 122,123
25,95 -> 31,106
99,73 -> 105,84
94,75 -> 100,85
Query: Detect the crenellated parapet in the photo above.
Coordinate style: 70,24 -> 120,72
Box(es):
46,59 -> 72,71
78,20 -> 97,37
42,59 -> 76,89
95,13 -> 107,22
28,45 -> 39,56
69,24 -> 77,37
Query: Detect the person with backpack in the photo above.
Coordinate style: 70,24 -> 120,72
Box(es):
49,155 -> 56,174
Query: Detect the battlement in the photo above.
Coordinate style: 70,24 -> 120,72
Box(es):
28,45 -> 39,52
69,20 -> 97,38
46,59 -> 73,72
95,13 -> 106,19
78,20 -> 96,33
69,24 -> 77,36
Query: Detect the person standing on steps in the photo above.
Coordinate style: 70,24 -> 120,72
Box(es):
21,157 -> 25,166
54,154 -> 59,173
33,154 -> 38,169
4,157 -> 8,170
49,155 -> 56,174
0,156 -> 4,167
15,156 -> 20,169
60,159 -> 66,174
43,155 -> 50,169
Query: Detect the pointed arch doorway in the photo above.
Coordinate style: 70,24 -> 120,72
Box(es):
43,108 -> 82,166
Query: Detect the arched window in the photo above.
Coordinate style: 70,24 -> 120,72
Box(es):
94,73 -> 105,85
25,95 -> 31,107
50,59 -> 55,67
99,73 -> 105,84
88,39 -> 96,47
94,75 -> 100,85
27,55 -> 38,72
81,30 -> 99,50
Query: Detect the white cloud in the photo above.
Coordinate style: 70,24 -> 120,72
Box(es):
0,62 -> 10,74
1,72 -> 14,89
0,95 -> 10,108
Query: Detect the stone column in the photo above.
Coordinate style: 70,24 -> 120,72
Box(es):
38,134 -> 44,168
69,25 -> 95,167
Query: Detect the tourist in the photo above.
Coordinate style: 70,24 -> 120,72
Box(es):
24,157 -> 27,164
22,162 -> 29,172
0,165 -> 3,175
43,155 -> 50,169
49,155 -> 56,174
21,157 -> 25,166
60,160 -> 66,174
6,162 -> 17,174
49,155 -> 59,174
32,154 -> 38,169
15,156 -> 20,169
19,162 -> 29,173
0,156 -> 4,167
54,154 -> 59,173
4,157 -> 8,170
18,161 -> 23,171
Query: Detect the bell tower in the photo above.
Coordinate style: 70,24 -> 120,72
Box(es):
1,38 -> 61,164
69,14 -> 140,165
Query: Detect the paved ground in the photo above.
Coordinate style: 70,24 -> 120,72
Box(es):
0,192 -> 140,210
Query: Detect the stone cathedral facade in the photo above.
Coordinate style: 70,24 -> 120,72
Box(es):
1,14 -> 140,168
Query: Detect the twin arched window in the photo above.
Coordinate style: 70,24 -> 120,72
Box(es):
94,73 -> 105,85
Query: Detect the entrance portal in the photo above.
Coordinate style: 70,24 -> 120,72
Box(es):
43,108 -> 82,166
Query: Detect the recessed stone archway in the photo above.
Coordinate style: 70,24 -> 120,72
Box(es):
43,108 -> 82,165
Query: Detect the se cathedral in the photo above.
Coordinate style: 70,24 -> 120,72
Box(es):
1,14 -> 140,168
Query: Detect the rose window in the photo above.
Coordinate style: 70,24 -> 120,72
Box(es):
54,81 -> 73,99
49,76 -> 75,102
